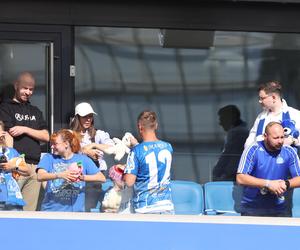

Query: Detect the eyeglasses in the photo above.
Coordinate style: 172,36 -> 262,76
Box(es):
258,95 -> 271,101
51,141 -> 65,146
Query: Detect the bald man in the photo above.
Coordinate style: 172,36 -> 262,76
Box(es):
237,121 -> 300,216
0,72 -> 49,211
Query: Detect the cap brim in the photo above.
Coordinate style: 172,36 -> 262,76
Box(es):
77,111 -> 97,116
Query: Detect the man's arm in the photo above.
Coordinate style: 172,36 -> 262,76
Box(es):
236,173 -> 286,196
0,103 -> 14,129
236,173 -> 267,188
9,126 -> 49,142
287,176 -> 300,188
123,173 -> 136,187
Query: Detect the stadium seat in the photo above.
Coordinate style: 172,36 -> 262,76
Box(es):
204,181 -> 242,216
171,180 -> 204,215
90,179 -> 114,212
91,179 -> 205,214
292,188 -> 300,217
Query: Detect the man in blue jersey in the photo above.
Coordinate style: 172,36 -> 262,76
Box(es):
123,110 -> 174,214
237,121 -> 300,216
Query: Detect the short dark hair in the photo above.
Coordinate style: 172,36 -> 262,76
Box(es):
258,81 -> 282,97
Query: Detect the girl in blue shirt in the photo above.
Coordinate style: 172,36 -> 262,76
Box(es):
37,129 -> 106,212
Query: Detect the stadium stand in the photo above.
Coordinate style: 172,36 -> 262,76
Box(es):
171,180 -> 204,215
204,181 -> 242,215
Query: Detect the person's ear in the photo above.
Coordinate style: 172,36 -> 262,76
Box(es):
14,82 -> 18,91
271,93 -> 277,101
64,141 -> 70,150
263,132 -> 267,140
138,124 -> 143,132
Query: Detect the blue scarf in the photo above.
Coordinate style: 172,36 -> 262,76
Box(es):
4,173 -> 25,206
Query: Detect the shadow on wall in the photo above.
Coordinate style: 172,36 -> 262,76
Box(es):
0,83 -> 14,103
212,105 -> 249,182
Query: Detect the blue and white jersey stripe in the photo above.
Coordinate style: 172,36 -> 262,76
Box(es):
237,141 -> 300,212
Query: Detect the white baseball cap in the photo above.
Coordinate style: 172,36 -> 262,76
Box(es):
75,102 -> 97,117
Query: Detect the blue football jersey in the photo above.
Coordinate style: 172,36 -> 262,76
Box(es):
125,140 -> 174,213
237,141 -> 300,212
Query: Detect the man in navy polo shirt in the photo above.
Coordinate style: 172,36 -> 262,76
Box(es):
237,121 -> 300,216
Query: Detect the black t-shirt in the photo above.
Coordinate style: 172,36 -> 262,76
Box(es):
0,99 -> 48,164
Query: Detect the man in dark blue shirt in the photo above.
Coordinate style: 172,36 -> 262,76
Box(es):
237,121 -> 300,216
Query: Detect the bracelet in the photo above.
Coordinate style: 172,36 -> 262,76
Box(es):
54,173 -> 59,179
264,179 -> 270,188
260,179 -> 271,195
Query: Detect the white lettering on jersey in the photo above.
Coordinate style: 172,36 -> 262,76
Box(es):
145,149 -> 172,189
15,113 -> 36,121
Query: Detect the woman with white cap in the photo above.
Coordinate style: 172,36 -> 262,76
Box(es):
70,102 -> 116,211
70,102 -> 115,173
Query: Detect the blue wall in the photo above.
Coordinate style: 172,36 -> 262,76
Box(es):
1,213 -> 299,250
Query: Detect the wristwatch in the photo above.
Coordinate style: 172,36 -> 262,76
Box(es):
285,179 -> 290,190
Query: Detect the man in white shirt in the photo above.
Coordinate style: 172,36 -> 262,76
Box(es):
245,81 -> 300,149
